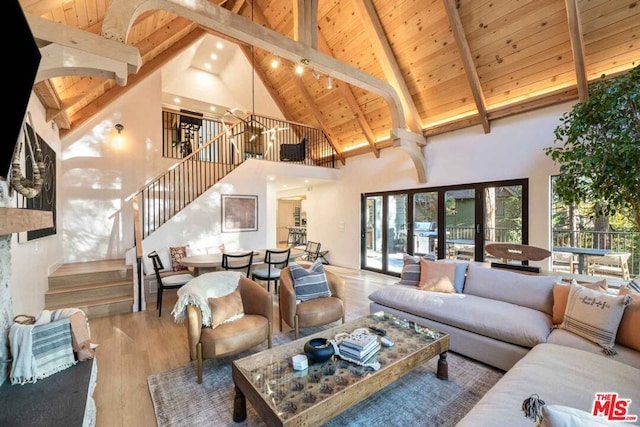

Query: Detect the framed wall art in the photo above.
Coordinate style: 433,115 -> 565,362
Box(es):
221,194 -> 258,232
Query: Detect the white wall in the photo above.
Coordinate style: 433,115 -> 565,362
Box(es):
60,72 -> 170,262
308,103 -> 570,269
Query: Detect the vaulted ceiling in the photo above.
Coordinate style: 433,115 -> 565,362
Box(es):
22,0 -> 639,161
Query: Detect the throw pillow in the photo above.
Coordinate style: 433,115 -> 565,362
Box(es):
435,259 -> 469,293
208,288 -> 244,329
552,279 -> 608,324
398,253 -> 437,286
616,283 -> 640,351
290,259 -> 332,301
169,245 -> 188,272
417,259 -> 456,293
541,405 -> 619,426
560,283 -> 631,354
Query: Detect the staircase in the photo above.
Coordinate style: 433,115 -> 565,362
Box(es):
45,259 -> 134,319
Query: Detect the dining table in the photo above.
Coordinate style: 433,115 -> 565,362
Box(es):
180,248 -> 305,276
552,246 -> 611,275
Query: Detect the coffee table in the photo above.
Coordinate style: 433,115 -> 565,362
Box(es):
231,311 -> 450,426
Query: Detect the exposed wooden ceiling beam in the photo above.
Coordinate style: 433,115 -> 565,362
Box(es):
292,78 -> 345,165
32,79 -> 72,130
101,0 -> 409,134
351,0 -> 423,135
62,27 -> 206,138
26,13 -> 141,86
442,0 -> 490,133
564,0 -> 588,102
316,28 -> 379,157
293,0 -> 318,50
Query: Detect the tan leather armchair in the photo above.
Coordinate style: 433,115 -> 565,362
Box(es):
279,266 -> 346,339
186,276 -> 272,383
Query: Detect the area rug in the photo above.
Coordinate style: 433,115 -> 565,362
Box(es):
148,325 -> 503,427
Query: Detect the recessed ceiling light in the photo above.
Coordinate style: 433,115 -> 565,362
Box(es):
204,63 -> 212,70
270,57 -> 280,69
216,41 -> 224,50
210,53 -> 218,61
174,97 -> 181,103
295,64 -> 304,75
209,106 -> 216,112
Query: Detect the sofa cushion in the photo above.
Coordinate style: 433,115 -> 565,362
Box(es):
398,253 -> 436,286
143,246 -> 172,274
547,329 -> 640,370
368,285 -> 552,348
290,260 -> 332,301
169,245 -> 188,272
208,288 -> 244,329
537,404 -> 621,427
552,279 -> 608,324
417,259 -> 456,293
464,265 -> 559,315
435,259 -> 469,293
560,283 -> 631,354
456,343 -> 640,427
616,284 -> 640,352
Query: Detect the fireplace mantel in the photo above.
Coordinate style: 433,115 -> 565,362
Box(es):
0,207 -> 53,235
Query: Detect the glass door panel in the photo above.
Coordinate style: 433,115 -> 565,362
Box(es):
386,194 -> 408,273
364,196 -> 383,270
413,192 -> 438,257
484,184 -> 524,263
445,189 -> 475,260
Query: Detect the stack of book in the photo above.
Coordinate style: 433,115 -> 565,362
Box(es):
339,331 -> 381,363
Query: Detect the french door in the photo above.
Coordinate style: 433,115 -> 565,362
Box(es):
361,179 -> 528,275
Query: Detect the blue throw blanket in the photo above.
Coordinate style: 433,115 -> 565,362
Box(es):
9,317 -> 76,385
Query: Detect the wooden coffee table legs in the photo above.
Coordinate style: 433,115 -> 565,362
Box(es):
436,351 -> 448,380
233,386 -> 246,422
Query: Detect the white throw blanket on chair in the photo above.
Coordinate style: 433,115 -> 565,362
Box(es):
171,271 -> 242,326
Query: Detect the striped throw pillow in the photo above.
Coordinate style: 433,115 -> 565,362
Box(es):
290,260 -> 332,301
560,283 -> 631,355
399,253 -> 436,286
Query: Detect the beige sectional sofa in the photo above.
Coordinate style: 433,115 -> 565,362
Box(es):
368,263 -> 640,426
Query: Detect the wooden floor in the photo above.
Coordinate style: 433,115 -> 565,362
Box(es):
90,265 -> 398,427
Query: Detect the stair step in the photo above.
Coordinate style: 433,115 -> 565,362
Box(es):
45,281 -> 132,307
49,259 -> 132,290
46,296 -> 133,320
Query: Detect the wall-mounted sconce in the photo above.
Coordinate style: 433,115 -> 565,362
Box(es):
114,123 -> 124,147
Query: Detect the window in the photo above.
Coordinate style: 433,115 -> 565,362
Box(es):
361,179 -> 528,275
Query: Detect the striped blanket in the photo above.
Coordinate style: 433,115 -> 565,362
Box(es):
9,317 -> 76,385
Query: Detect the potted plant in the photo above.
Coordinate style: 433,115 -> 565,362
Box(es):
544,65 -> 640,230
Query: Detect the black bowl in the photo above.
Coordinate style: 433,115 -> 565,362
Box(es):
304,338 -> 335,363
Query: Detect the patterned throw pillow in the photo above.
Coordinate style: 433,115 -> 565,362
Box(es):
208,288 -> 244,329
169,246 -> 188,272
398,253 -> 436,286
560,283 -> 631,354
552,279 -> 608,324
616,280 -> 640,351
417,259 -> 456,293
290,259 -> 332,301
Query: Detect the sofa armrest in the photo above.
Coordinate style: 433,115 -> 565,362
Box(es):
326,270 -> 346,303
239,276 -> 273,322
186,305 -> 202,361
279,267 -> 297,327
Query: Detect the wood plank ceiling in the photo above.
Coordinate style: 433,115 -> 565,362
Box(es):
21,0 -> 639,159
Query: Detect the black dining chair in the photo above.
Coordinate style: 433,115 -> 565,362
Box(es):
148,251 -> 194,317
301,241 -> 321,262
222,251 -> 254,277
251,248 -> 291,294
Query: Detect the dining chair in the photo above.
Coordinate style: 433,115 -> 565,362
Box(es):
222,251 -> 254,277
148,251 -> 194,317
251,248 -> 291,294
301,241 -> 321,262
